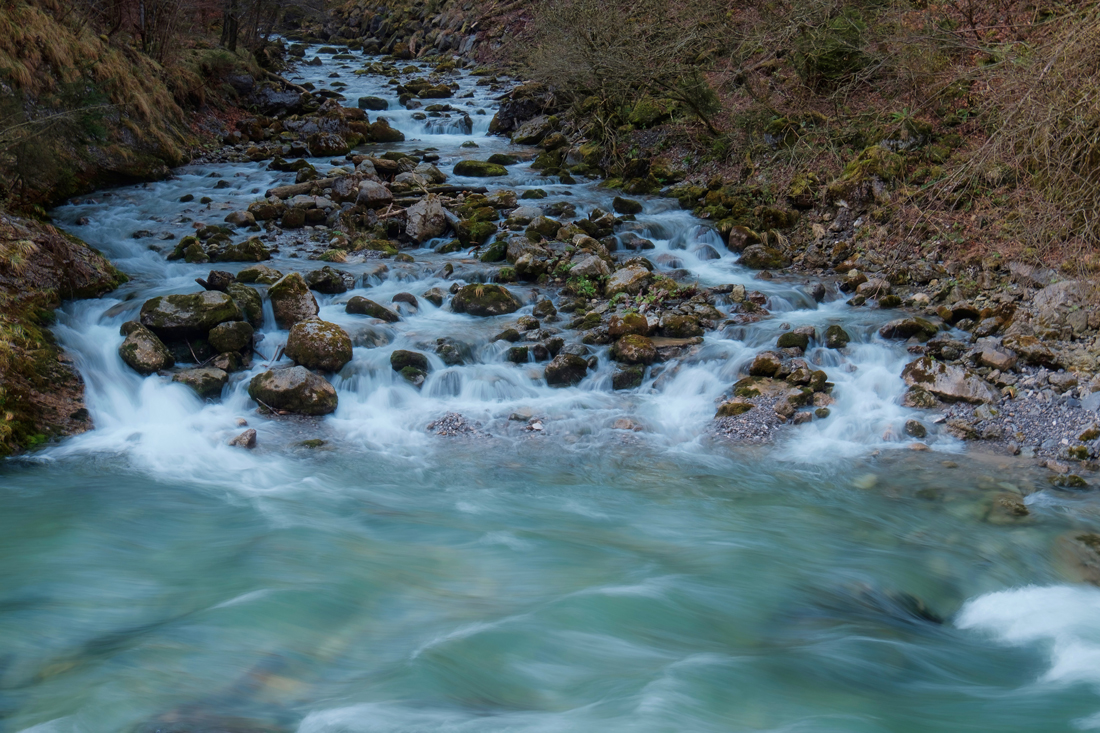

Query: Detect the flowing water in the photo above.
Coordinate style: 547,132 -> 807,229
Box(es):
3,47 -> 1100,732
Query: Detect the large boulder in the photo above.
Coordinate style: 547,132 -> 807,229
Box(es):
307,132 -> 350,157
608,313 -> 649,338
346,296 -> 400,322
248,366 -> 338,415
268,272 -> 319,329
357,180 -> 394,209
284,318 -> 353,373
901,356 -> 999,404
570,254 -> 610,279
139,291 -> 242,340
369,118 -> 405,143
118,322 -> 173,374
451,284 -> 523,316
544,353 -> 588,387
1033,280 -> 1090,335
405,194 -> 449,243
305,266 -> 349,294
824,324 -> 850,349
172,367 -> 228,398
604,265 -> 652,298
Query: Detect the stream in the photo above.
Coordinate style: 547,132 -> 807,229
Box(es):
3,46 -> 1100,733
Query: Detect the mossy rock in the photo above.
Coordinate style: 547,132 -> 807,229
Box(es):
612,197 -> 643,215
454,160 -> 508,177
346,296 -> 400,322
521,189 -> 547,200
611,334 -> 657,365
777,331 -> 809,349
487,153 -> 518,166
218,237 -> 271,263
139,291 -> 243,340
268,272 -> 320,329
457,220 -> 498,246
237,264 -> 283,285
738,245 -> 791,270
285,318 -> 353,373
613,365 -> 645,390
629,97 -> 674,128
824,324 -> 850,349
716,401 -> 754,418
451,283 -> 523,316
118,322 -> 174,374
479,240 -> 507,263
172,367 -> 228,399
390,349 -> 429,373
248,366 -> 338,416
369,119 -> 405,142
437,240 -> 464,254
208,321 -> 254,353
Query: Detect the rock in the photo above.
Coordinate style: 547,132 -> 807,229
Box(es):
901,356 -> 999,404
544,353 -> 588,387
904,419 -> 927,438
421,287 -> 445,307
979,348 -> 1017,371
285,318 -> 353,372
726,226 -> 760,252
856,278 -> 891,297
1034,280 -> 1090,335
1050,372 -> 1079,394
716,401 -> 754,417
305,266 -> 349,294
451,283 -> 523,316
406,194 -> 449,243
1003,334 -> 1061,368
237,264 -> 283,284
346,296 -> 400,322
879,317 -> 938,340
228,428 -> 257,449
570,254 -> 610,279
139,291 -> 242,340
307,132 -> 349,157
357,96 -> 388,110
357,180 -> 394,209
118,322 -> 174,374
453,160 -> 508,177
532,299 -> 557,320
824,324 -> 850,349
208,321 -> 254,353
777,331 -> 809,349
612,197 -> 643,215
392,292 -> 419,309
226,283 -> 263,328
613,365 -> 644,390
224,210 -> 256,227
604,265 -> 652,298
739,245 -> 791,269
611,334 -> 657,364
218,238 -> 271,263
369,118 -> 405,142
196,270 -> 234,292
507,206 -> 543,226
608,313 -> 649,338
268,273 -> 319,329
749,351 -> 783,377
248,366 -> 337,415
390,349 -> 429,373
658,313 -> 703,338
172,367 -> 228,398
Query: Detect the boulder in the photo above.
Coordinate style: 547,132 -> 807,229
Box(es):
453,160 -> 508,177
451,284 -> 523,316
405,194 -> 449,243
544,353 -> 588,387
356,180 -> 394,209
824,324 -> 850,349
421,287 -> 445,307
307,132 -> 350,157
228,428 -> 257,449
901,356 -> 999,404
268,273 -> 319,329
570,254 -> 610,279
739,245 -> 790,269
749,351 -> 783,377
777,331 -> 809,349
1033,280 -> 1090,335
357,96 -> 388,110
608,313 -> 649,338
118,322 -> 174,374
879,317 -> 938,341
604,265 -> 652,298
224,210 -> 256,227
139,291 -> 242,340
208,321 -> 254,353
369,118 -> 405,143
218,238 -> 271,263
611,335 -> 657,365
237,264 -> 283,284
658,313 -> 703,338
612,197 -> 643,215
1003,335 -> 1060,368
390,350 -> 429,372
172,367 -> 228,398
305,266 -> 349,294
248,366 -> 338,416
979,348 -> 1017,371
226,283 -> 263,328
285,318 -> 353,372
346,296 -> 400,322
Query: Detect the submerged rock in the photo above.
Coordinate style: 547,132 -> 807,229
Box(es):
285,319 -> 353,373
248,366 -> 338,415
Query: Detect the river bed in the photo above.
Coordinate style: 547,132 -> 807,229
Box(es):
3,46 -> 1100,733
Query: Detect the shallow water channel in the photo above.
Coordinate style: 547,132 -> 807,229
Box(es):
4,46 -> 1100,733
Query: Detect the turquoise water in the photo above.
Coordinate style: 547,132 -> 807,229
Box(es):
3,45 -> 1100,732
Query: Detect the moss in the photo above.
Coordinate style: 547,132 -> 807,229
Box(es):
454,160 -> 508,177
716,401 -> 754,418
